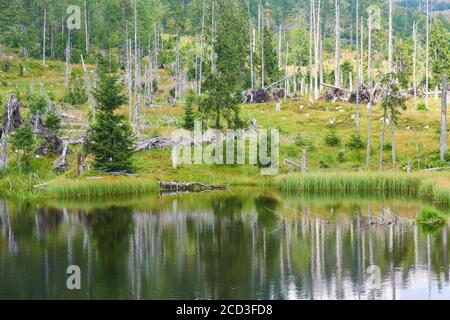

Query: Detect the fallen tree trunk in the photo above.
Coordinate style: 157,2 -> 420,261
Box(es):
159,181 -> 227,192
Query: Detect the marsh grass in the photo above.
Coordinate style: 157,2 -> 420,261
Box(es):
280,172 -> 450,207
46,178 -> 159,199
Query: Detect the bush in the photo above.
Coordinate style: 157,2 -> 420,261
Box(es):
416,208 -> 447,226
324,129 -> 341,147
0,58 -> 11,72
346,133 -> 365,150
319,160 -> 330,169
416,103 -> 427,111
337,150 -> 346,163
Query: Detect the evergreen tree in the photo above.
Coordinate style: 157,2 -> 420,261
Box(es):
183,90 -> 197,130
90,56 -> 135,173
10,123 -> 35,172
430,20 -> 450,85
262,25 -> 280,83
200,0 -> 248,129
44,110 -> 61,132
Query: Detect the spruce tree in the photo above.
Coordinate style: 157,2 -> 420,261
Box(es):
10,123 -> 34,172
90,56 -> 135,173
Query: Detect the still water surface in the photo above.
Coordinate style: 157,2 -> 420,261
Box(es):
0,190 -> 449,300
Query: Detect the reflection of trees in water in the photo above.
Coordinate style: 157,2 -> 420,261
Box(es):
1,198 -> 450,299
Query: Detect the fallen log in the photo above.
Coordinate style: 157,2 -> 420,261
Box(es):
159,181 -> 227,192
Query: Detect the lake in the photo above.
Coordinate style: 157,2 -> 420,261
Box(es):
0,190 -> 449,300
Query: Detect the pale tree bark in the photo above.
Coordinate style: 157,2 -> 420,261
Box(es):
199,0 -> 206,94
261,1 -> 265,88
84,0 -> 89,55
133,0 -> 141,133
65,30 -> 71,88
285,41 -> 289,99
413,22 -> 418,109
334,0 -> 340,87
43,7 -> 46,66
320,39 -> 323,92
248,1 -> 254,90
211,1 -> 216,75
278,25 -> 282,69
309,0 -> 313,102
388,0 -> 393,74
441,75 -> 448,161
366,21 -> 373,167
360,18 -> 364,83
426,0 -> 430,110
356,0 -> 360,133
314,0 -> 321,100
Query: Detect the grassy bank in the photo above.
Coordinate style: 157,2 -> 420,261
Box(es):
279,172 -> 450,208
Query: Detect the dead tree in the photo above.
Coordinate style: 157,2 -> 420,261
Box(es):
309,0 -> 313,102
199,0 -> 206,95
43,6 -> 47,66
441,75 -> 448,161
413,22 -> 418,109
366,19 -> 373,167
84,0 -> 89,55
334,0 -> 340,87
426,0 -> 430,110
355,0 -> 360,133
64,30 -> 71,88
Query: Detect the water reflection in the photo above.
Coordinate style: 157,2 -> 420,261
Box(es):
0,192 -> 449,300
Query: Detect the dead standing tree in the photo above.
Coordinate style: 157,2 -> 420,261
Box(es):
441,75 -> 448,161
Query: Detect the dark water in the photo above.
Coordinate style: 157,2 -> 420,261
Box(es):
0,190 -> 449,300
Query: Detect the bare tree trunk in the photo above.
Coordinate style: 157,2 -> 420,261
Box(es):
278,25 -> 282,69
309,0 -> 313,102
0,132 -> 7,170
133,0 -> 141,133
360,18 -> 364,83
441,75 -> 448,161
198,0 -> 206,95
334,0 -> 340,87
320,39 -> 323,92
285,42 -> 289,99
388,0 -> 393,74
426,0 -> 430,110
65,30 -> 71,88
314,0 -> 321,100
413,22 -> 418,109
43,7 -> 46,66
84,0 -> 89,55
366,22 -> 373,167
261,1 -> 265,88
249,1 -> 254,90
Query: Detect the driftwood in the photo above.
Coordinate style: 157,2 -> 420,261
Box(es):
3,95 -> 22,133
135,132 -> 216,152
159,181 -> 227,193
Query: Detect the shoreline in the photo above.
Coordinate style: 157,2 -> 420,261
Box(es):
2,171 -> 449,209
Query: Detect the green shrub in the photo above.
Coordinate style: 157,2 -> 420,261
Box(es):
416,103 -> 427,111
337,150 -> 346,163
346,133 -> 365,150
324,129 -> 341,147
0,58 -> 11,72
416,208 -> 447,226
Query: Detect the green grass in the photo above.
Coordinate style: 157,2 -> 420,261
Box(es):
45,177 -> 159,199
416,208 -> 447,226
279,172 -> 450,208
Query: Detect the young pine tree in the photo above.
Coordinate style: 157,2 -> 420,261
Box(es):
10,124 -> 35,172
90,56 -> 135,173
